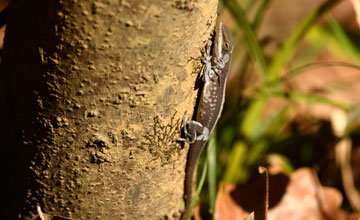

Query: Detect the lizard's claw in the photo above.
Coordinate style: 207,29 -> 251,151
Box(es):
176,112 -> 209,144
176,112 -> 192,143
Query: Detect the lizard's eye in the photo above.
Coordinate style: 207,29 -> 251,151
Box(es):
224,42 -> 229,49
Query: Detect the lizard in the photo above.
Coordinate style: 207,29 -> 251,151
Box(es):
177,22 -> 233,220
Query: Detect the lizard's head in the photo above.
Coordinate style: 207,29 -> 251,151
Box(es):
217,22 -> 233,57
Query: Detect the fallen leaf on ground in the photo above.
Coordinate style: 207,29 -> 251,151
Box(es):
215,167 -> 360,220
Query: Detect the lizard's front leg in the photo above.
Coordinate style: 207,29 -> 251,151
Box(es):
213,53 -> 230,74
176,112 -> 209,144
202,44 -> 218,83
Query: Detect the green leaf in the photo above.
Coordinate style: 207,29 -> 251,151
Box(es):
207,132 -> 217,215
327,14 -> 360,63
240,98 -> 267,140
267,0 -> 341,83
223,141 -> 248,184
293,25 -> 332,66
224,0 -> 267,80
252,0 -> 272,31
265,154 -> 295,175
244,0 -> 256,11
189,160 -> 208,217
257,89 -> 352,111
250,107 -> 289,142
245,140 -> 268,166
287,61 -> 360,78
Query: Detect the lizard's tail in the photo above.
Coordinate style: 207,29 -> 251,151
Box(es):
180,162 -> 195,220
180,141 -> 205,220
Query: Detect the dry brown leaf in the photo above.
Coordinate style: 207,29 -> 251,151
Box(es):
215,182 -> 250,220
215,167 -> 271,220
244,212 -> 255,220
268,168 -> 345,220
215,168 -> 360,220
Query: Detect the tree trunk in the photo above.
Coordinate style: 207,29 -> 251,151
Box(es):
0,0 -> 218,219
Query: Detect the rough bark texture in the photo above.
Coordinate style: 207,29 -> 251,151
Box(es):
0,0 -> 218,219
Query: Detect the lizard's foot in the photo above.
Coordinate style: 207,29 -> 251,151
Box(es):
195,126 -> 209,141
176,112 -> 193,143
214,53 -> 229,71
176,112 -> 208,144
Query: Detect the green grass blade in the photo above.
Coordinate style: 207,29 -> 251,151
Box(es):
240,98 -> 267,140
207,132 -> 217,215
244,0 -> 257,11
245,140 -> 268,166
189,160 -> 208,217
267,0 -> 341,83
326,14 -> 360,63
243,108 -> 289,167
252,0 -> 272,31
286,92 -> 352,110
223,141 -> 248,184
265,154 -> 294,175
293,25 -> 332,66
287,61 -> 360,77
258,89 -> 352,111
250,107 -> 289,142
224,0 -> 267,80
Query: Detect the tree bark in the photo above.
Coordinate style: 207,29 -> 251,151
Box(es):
0,0 -> 218,219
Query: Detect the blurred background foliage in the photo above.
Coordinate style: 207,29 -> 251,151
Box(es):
194,0 -> 360,218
